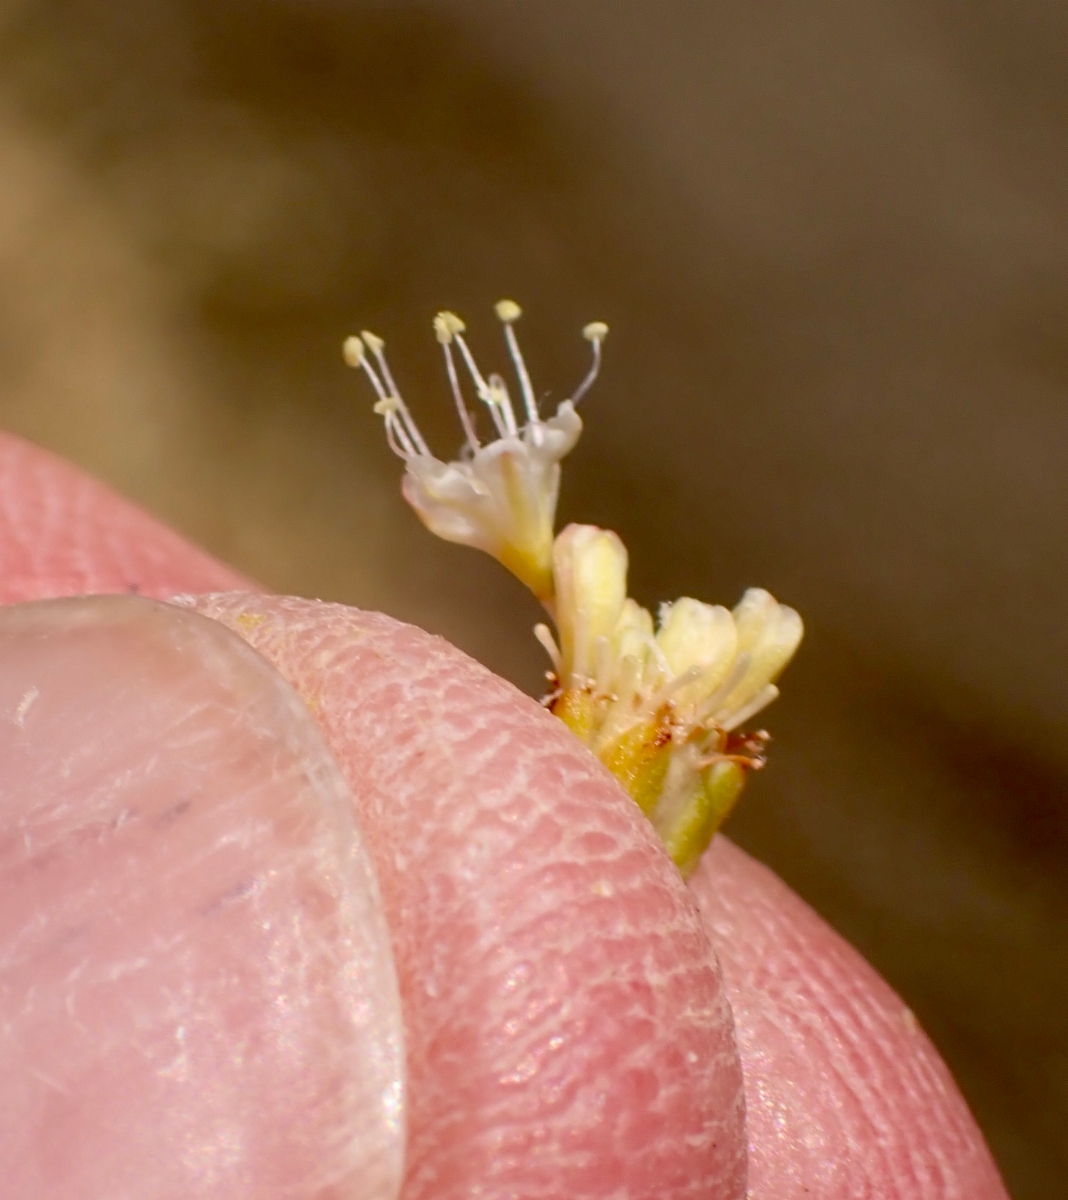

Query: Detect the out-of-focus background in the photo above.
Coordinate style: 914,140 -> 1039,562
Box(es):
0,1 -> 1063,1193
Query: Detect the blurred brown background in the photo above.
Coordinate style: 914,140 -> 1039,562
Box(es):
0,1 -> 1063,1194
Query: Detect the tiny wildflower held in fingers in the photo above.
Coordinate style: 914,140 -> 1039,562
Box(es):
346,300 -> 802,878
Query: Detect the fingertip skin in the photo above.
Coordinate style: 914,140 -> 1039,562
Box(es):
691,839 -> 1010,1200
0,431 -> 251,602
0,429 -> 1013,1197
187,592 -> 749,1200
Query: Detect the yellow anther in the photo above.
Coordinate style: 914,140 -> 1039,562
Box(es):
342,335 -> 366,368
373,396 -> 400,416
495,299 -> 523,323
485,378 -> 509,407
360,330 -> 385,354
433,311 -> 467,343
583,321 -> 609,342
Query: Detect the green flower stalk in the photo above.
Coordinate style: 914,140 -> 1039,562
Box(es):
345,301 -> 802,877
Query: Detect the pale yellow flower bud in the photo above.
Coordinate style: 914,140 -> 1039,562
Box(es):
655,597 -> 738,712
552,524 -> 629,683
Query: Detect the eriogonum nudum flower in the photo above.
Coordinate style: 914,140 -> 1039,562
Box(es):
349,298 -> 802,878
344,302 -> 606,601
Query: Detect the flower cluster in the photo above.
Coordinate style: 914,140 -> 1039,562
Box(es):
537,526 -> 802,875
346,301 -> 802,876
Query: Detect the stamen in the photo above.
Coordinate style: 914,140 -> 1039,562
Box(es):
494,299 -> 522,323
359,331 -> 403,407
451,329 -> 496,409
342,335 -> 366,369
344,334 -> 388,401
383,413 -> 417,459
486,374 -> 519,437
439,339 -> 480,450
571,321 -> 609,405
495,299 -> 540,427
431,310 -> 484,448
533,622 -> 562,672
433,311 -> 467,343
359,330 -> 430,457
346,336 -> 411,461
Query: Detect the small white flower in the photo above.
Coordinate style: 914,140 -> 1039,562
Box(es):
345,302 -> 607,600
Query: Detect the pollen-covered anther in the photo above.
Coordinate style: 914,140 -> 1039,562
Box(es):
495,299 -> 522,323
342,335 -> 365,368
343,328 -> 430,460
433,311 -> 467,344
573,321 -> 608,402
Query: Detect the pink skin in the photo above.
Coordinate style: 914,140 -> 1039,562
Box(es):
184,594 -> 746,1200
0,429 -> 1008,1198
692,845 -> 1007,1198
